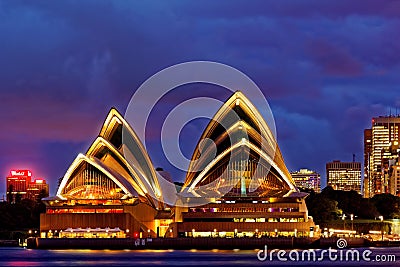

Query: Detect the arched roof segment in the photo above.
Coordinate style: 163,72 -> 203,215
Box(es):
56,108 -> 163,207
56,154 -> 135,200
183,91 -> 297,196
99,109 -> 162,200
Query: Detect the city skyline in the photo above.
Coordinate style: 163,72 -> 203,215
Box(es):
2,1 -> 400,195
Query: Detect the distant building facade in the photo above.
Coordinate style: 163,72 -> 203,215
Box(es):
27,179 -> 49,201
6,170 -> 49,203
381,142 -> 400,196
363,129 -> 372,198
364,116 -> 400,197
326,160 -> 361,193
390,164 -> 400,196
290,169 -> 321,193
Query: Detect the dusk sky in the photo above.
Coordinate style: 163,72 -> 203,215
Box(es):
1,0 -> 400,196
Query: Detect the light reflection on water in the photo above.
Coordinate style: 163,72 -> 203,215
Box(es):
0,247 -> 398,266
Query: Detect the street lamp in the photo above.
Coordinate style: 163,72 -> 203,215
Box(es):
350,214 -> 354,233
342,214 -> 346,230
379,216 -> 384,241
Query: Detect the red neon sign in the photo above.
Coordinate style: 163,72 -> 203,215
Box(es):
10,170 -> 32,177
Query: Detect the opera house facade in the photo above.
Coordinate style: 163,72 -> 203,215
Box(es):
40,91 -> 316,239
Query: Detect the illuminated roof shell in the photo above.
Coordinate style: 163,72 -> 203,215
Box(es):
182,91 -> 297,197
56,108 -> 163,207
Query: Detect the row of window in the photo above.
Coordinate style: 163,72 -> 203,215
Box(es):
183,217 -> 304,223
233,218 -> 304,223
47,208 -> 123,214
189,207 -> 299,213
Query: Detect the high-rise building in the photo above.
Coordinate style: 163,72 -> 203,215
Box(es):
6,170 -> 49,203
6,170 -> 32,202
390,164 -> 400,196
326,160 -> 361,193
27,179 -> 49,201
364,116 -> 400,196
380,142 -> 400,196
290,169 -> 321,193
363,129 -> 372,197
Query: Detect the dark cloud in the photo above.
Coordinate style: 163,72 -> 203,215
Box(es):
307,39 -> 363,76
1,0 -> 400,193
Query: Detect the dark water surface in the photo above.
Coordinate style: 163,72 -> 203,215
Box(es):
0,247 -> 399,266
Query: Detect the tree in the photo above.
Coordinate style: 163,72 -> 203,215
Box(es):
372,194 -> 400,219
14,193 -> 22,204
7,185 -> 13,204
306,193 -> 340,223
358,198 -> 379,218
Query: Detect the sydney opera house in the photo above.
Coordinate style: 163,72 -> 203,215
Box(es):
40,91 -> 316,239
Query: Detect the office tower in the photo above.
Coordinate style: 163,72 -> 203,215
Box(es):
364,116 -> 400,196
290,169 -> 321,193
326,160 -> 362,193
363,129 -> 372,197
6,170 -> 32,203
381,142 -> 400,196
390,164 -> 400,196
27,179 -> 49,201
6,170 -> 49,203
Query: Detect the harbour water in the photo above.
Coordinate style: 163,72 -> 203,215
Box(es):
0,247 -> 399,266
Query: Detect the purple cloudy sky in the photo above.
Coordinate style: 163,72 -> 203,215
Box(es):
1,0 -> 400,195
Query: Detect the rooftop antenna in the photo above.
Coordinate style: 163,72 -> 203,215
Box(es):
353,153 -> 355,162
